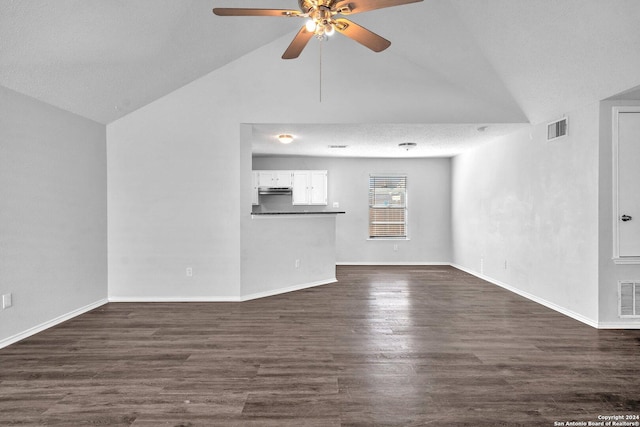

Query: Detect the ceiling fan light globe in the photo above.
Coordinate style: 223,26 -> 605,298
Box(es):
325,24 -> 335,36
305,19 -> 317,32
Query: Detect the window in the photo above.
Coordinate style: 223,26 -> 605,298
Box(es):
368,174 -> 407,239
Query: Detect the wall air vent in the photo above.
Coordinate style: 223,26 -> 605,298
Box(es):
547,117 -> 568,141
619,281 -> 640,318
328,145 -> 348,149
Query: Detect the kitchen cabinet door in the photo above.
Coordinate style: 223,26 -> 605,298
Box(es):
292,172 -> 310,205
257,170 -> 292,187
274,171 -> 292,187
252,171 -> 259,205
309,171 -> 327,205
292,170 -> 327,205
257,171 -> 274,187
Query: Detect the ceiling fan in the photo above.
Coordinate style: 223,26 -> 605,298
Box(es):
212,0 -> 423,59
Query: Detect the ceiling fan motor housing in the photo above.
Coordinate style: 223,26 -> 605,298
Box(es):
299,0 -> 338,13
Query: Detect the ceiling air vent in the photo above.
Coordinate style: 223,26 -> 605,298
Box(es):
619,281 -> 640,318
547,117 -> 568,141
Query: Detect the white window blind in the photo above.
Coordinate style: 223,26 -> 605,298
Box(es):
369,174 -> 407,239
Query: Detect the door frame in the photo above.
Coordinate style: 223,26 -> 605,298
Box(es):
612,106 -> 640,264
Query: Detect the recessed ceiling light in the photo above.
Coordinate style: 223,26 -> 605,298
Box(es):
277,134 -> 294,144
399,142 -> 417,151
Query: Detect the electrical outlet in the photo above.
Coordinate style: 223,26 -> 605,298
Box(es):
332,202 -> 340,208
295,259 -> 300,269
393,244 -> 398,251
186,267 -> 193,277
504,260 -> 508,270
2,293 -> 12,309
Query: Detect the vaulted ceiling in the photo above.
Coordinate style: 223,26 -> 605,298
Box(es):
2,0 -> 640,156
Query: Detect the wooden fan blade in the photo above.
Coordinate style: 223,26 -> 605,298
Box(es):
212,8 -> 301,17
282,26 -> 314,59
334,0 -> 422,15
334,18 -> 390,52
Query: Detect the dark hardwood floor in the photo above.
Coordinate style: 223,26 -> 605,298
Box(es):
1,265 -> 640,426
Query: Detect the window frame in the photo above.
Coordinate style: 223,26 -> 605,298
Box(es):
368,173 -> 408,240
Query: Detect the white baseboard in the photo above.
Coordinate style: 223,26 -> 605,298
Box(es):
240,278 -> 337,301
108,279 -> 338,303
0,298 -> 108,349
2,280 -> 336,349
451,264 -> 599,329
109,295 -> 242,302
596,322 -> 640,329
337,262 -> 451,266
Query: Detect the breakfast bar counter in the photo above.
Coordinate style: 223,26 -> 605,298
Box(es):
241,210 -> 345,299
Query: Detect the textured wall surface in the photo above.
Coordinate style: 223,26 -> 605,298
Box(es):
0,86 -> 107,344
452,103 -> 600,323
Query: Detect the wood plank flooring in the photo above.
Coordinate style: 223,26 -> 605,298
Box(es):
1,265 -> 640,426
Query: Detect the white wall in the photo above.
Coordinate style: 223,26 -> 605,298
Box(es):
106,79 -> 244,301
598,99 -> 640,327
0,86 -> 107,347
252,156 -> 452,264
452,103 -> 600,325
241,215 -> 337,297
106,33 -> 473,301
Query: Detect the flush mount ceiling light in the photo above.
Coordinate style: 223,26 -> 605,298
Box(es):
399,142 -> 417,151
277,134 -> 294,144
212,0 -> 424,59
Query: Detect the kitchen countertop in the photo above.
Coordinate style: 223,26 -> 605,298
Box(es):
251,211 -> 345,215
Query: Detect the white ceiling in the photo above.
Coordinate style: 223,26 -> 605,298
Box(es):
251,123 -> 529,158
2,0 -> 640,157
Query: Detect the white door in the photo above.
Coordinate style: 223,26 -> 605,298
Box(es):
617,112 -> 640,256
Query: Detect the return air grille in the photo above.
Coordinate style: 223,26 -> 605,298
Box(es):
619,281 -> 640,318
547,117 -> 568,141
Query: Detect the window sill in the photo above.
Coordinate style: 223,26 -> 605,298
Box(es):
367,238 -> 410,241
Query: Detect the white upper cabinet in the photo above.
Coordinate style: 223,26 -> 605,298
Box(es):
292,172 -> 310,204
257,170 -> 292,188
251,171 -> 259,205
257,171 -> 272,187
274,171 -> 292,187
253,169 -> 327,206
310,171 -> 327,205
292,170 -> 327,205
